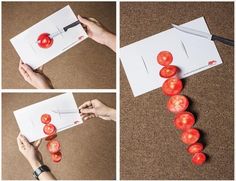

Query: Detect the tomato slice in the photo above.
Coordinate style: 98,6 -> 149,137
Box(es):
181,128 -> 200,145
45,134 -> 57,141
159,65 -> 178,78
167,95 -> 189,113
43,124 -> 56,136
37,33 -> 53,48
51,151 -> 62,163
174,112 -> 195,130
192,152 -> 206,165
187,143 -> 204,154
162,78 -> 183,96
41,114 -> 51,124
157,51 -> 173,66
47,140 -> 61,153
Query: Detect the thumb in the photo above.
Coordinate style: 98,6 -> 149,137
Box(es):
36,66 -> 44,73
77,14 -> 92,26
33,139 -> 42,149
80,108 -> 96,114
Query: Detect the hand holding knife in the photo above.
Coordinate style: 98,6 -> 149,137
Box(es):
172,24 -> 234,46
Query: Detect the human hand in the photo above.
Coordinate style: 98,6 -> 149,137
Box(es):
79,99 -> 116,121
77,15 -> 116,52
17,134 -> 43,170
18,60 -> 54,89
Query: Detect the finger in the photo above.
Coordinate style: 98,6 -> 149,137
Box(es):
80,108 -> 96,114
36,66 -> 44,73
78,100 -> 93,110
83,114 -> 95,121
33,139 -> 42,149
87,17 -> 99,24
17,133 -> 23,149
77,14 -> 93,26
21,63 -> 35,77
19,59 -> 23,67
19,65 -> 30,81
18,134 -> 31,148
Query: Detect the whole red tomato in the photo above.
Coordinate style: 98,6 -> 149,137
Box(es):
37,33 -> 53,48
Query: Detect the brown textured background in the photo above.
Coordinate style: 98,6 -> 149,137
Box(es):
120,2 -> 234,180
2,2 -> 116,89
2,93 -> 116,180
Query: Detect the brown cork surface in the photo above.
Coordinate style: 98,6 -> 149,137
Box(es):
120,2 -> 234,180
2,93 -> 116,180
2,2 -> 116,89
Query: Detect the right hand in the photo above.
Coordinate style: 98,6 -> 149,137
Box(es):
77,15 -> 116,52
79,99 -> 116,121
18,60 -> 54,89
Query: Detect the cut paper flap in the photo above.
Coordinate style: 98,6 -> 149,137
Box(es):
120,17 -> 222,97
10,5 -> 88,69
13,93 -> 82,142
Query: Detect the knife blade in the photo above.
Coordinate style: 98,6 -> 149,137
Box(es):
49,20 -> 81,39
172,24 -> 234,46
52,109 -> 80,114
52,106 -> 93,114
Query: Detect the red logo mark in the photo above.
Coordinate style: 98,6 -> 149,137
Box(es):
208,60 -> 217,66
78,36 -> 84,40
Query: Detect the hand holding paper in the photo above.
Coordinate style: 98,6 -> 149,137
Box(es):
18,60 -> 53,89
79,99 -> 116,121
14,93 -> 83,142
10,5 -> 88,70
77,15 -> 116,52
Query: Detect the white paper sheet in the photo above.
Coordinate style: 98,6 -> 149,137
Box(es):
120,17 -> 222,97
10,5 -> 88,69
13,93 -> 83,142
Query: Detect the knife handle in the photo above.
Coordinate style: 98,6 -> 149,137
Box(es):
63,20 -> 81,32
212,34 -> 234,46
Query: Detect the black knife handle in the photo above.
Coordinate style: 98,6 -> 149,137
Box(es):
63,20 -> 81,32
212,34 -> 234,46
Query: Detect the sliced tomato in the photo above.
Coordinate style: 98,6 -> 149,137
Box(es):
45,134 -> 57,141
162,78 -> 183,96
174,112 -> 195,130
192,152 -> 206,165
181,128 -> 200,145
159,65 -> 178,78
37,33 -> 53,48
187,143 -> 204,154
157,51 -> 173,66
43,124 -> 56,136
41,114 -> 51,124
167,95 -> 189,113
47,140 -> 61,153
51,151 -> 62,163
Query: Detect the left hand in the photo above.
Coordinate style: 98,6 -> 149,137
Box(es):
17,134 -> 43,170
18,60 -> 54,89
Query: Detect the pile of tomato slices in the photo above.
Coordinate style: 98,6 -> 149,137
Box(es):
157,51 -> 206,166
41,114 -> 62,163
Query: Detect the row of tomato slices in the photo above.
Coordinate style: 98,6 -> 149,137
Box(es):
157,51 -> 206,166
41,114 -> 62,163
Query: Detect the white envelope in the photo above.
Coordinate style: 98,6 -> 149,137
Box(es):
10,5 -> 88,69
13,93 -> 83,142
120,17 -> 222,97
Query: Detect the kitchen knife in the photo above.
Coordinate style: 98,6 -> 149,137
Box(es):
49,20 -> 81,39
52,106 -> 93,114
172,24 -> 234,46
